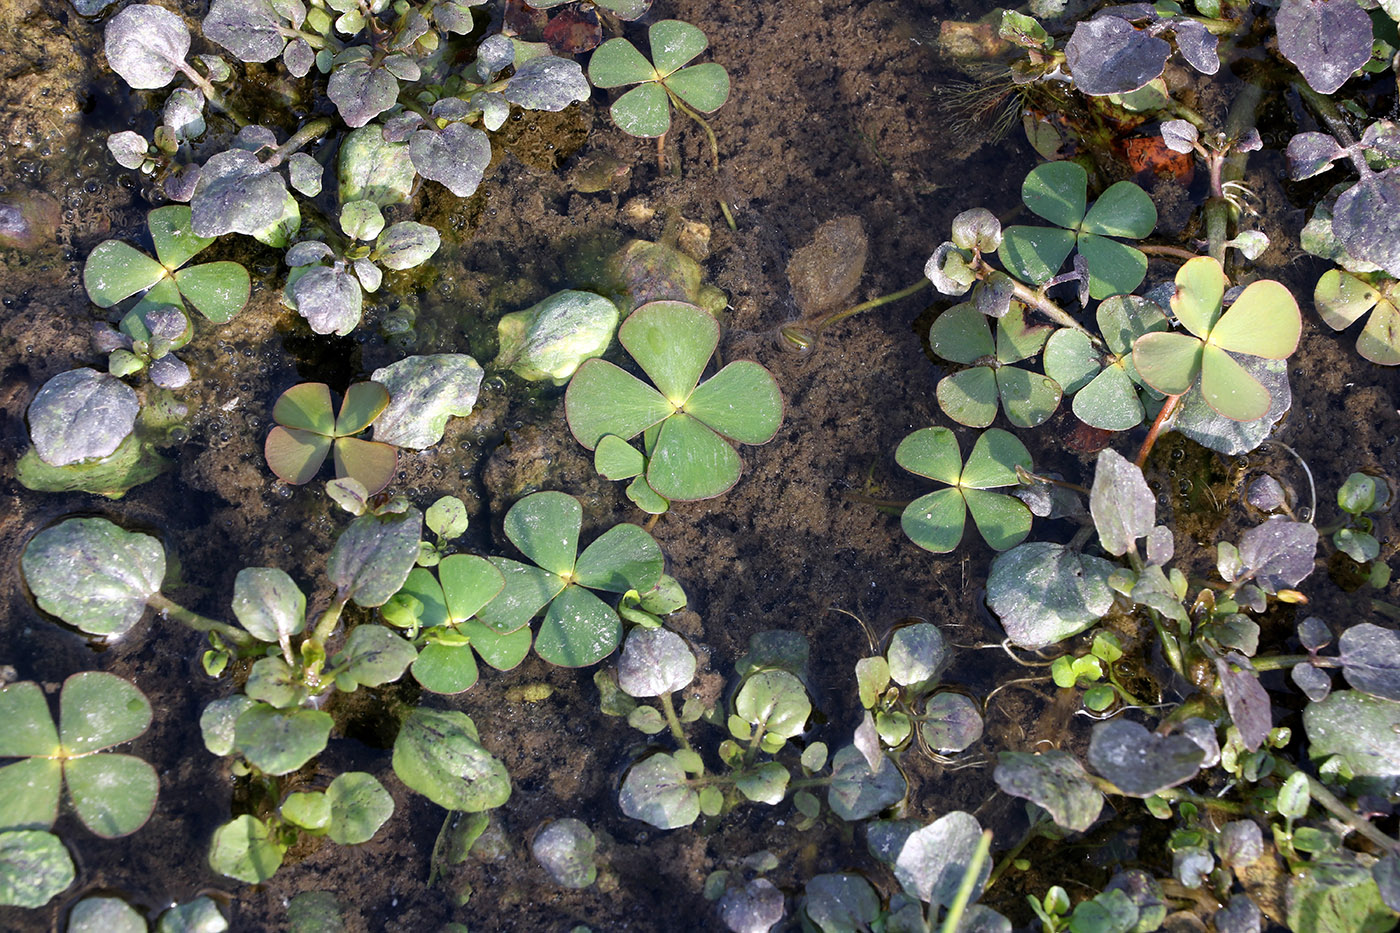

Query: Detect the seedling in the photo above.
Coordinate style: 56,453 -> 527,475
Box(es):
895,427 -> 1033,554
264,382 -> 399,493
565,301 -> 783,505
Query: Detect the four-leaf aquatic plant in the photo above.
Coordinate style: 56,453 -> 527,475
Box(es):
999,160 -> 1157,300
264,382 -> 399,493
1132,256 -> 1302,421
565,300 -> 783,505
896,427 -> 1033,554
475,491 -> 665,667
0,673 -> 157,838
587,19 -> 730,138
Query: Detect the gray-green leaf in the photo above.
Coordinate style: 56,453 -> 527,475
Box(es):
370,354 -> 483,449
22,517 -> 165,637
28,369 -> 139,467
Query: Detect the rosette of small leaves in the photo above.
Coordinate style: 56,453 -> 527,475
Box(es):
84,205 -> 251,327
1331,472 -> 1391,566
0,673 -> 158,839
1132,257 -> 1301,421
588,20 -> 730,138
264,382 -> 400,493
283,206 -> 439,336
928,302 -> 1061,428
998,161 -> 1157,300
895,427 -> 1033,554
473,491 -> 665,667
1043,295 -> 1168,431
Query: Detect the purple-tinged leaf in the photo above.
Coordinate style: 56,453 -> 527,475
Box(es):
1066,15 -> 1170,96
1287,132 -> 1348,181
1276,0 -> 1372,95
1236,517 -> 1318,593
1087,718 -> 1202,797
410,123 -> 491,198
1340,623 -> 1400,700
1217,655 -> 1271,751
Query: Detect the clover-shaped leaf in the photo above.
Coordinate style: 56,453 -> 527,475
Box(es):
397,559 -> 527,694
473,491 -> 663,667
1043,295 -> 1167,430
896,427 -> 1033,553
929,303 -> 1061,428
565,301 -> 783,501
0,673 -> 157,838
264,382 -> 399,492
1314,269 -> 1400,366
998,161 -> 1156,299
1132,256 -> 1301,421
84,206 -> 251,324
588,20 -> 730,137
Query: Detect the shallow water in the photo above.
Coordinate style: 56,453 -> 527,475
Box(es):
1,0 -> 1399,930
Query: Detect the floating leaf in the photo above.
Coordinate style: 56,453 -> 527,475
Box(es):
497,290 -> 620,384
994,751 -> 1103,832
104,4 -> 190,90
897,427 -> 1033,554
1305,690 -> 1400,779
919,693 -> 983,753
1087,719 -> 1203,797
392,708 -> 511,811
325,772 -> 393,845
22,518 -> 165,637
0,830 -> 74,908
330,625 -> 417,690
233,704 -> 333,776
1090,448 -> 1154,557
1277,0 -> 1373,95
328,59 -> 399,128
719,878 -> 784,933
339,126 -> 416,206
231,567 -> 306,646
827,744 -> 906,820
208,815 -> 285,883
504,55 -> 591,111
370,355 -> 483,449
894,811 -> 987,908
1340,624 -> 1400,700
617,626 -> 696,697
803,874 -> 881,933
887,623 -> 947,687
532,818 -> 597,888
68,896 -> 146,933
28,369 -> 139,468
190,149 -> 287,238
409,123 -> 491,198
619,753 -> 698,829
1065,15 -> 1169,96
1236,517 -> 1318,593
1216,656 -> 1271,752
734,670 -> 811,743
327,508 -> 422,607
987,542 -> 1115,649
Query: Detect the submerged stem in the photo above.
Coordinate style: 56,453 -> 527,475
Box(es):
658,692 -> 693,754
148,594 -> 257,650
664,89 -> 737,230
1135,393 -> 1183,468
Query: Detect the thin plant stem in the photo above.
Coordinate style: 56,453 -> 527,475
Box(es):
658,692 -> 693,754
148,594 -> 258,650
1139,244 -> 1199,262
665,89 -> 737,230
1250,655 -> 1340,672
1135,393 -> 1183,467
939,829 -> 994,933
267,118 -> 332,168
814,279 -> 930,332
984,826 -> 1036,891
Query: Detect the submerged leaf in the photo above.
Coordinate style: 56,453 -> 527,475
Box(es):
22,518 -> 165,637
994,751 -> 1103,832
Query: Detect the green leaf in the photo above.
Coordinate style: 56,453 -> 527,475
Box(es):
273,382 -> 335,435
1200,345 -> 1270,421
963,488 -> 1033,551
930,303 -> 996,364
503,491 -> 581,578
281,791 -> 330,831
901,488 -> 967,554
734,670 -> 811,740
332,436 -> 398,494
1170,256 -> 1225,338
664,62 -> 730,113
1305,691 -> 1400,779
894,811 -> 987,909
335,382 -> 390,436
0,830 -> 74,908
565,360 -> 672,449
21,517 -> 165,637
1090,448 -> 1154,557
999,225 -> 1077,285
476,558 -> 565,633
961,428 -> 1031,488
617,626 -> 696,697
233,704 -> 333,776
147,204 -> 212,270
173,261 -> 251,323
1073,364 -> 1145,431
620,300 -> 718,404
609,82 -> 672,137
1358,299 -> 1400,365
413,643 -> 479,694
1087,719 -> 1202,797
199,695 -> 257,757
1081,180 -> 1156,238
887,623 -> 947,686
1133,331 -> 1204,396
648,19 -> 707,74
439,554 -> 505,622
209,815 -> 285,883
937,367 -> 998,428
1077,233 -> 1148,299
264,426 -> 332,485
68,896 -> 147,933
619,753 -> 699,829
988,542 -> 1117,649
1022,161 -> 1087,229
595,435 -> 645,479
626,475 -> 671,514
684,361 -> 783,444
0,760 -> 60,833
827,744 -> 907,821
326,772 -> 393,844
532,818 -> 598,889
326,508 -> 423,607
855,657 -> 890,708
1314,269 -> 1377,330
995,367 -> 1061,428
895,426 -> 963,485
59,671 -> 151,754
425,495 -> 469,539
736,761 -> 790,804
646,412 -> 742,500
331,625 -> 417,688
232,567 -> 307,644
534,585 -> 622,667
65,754 -> 158,837
392,708 -> 511,811
587,36 -> 655,87
0,683 -> 58,758
574,523 -> 663,593
461,618 -> 533,671
1209,279 -> 1302,359
83,240 -> 167,308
